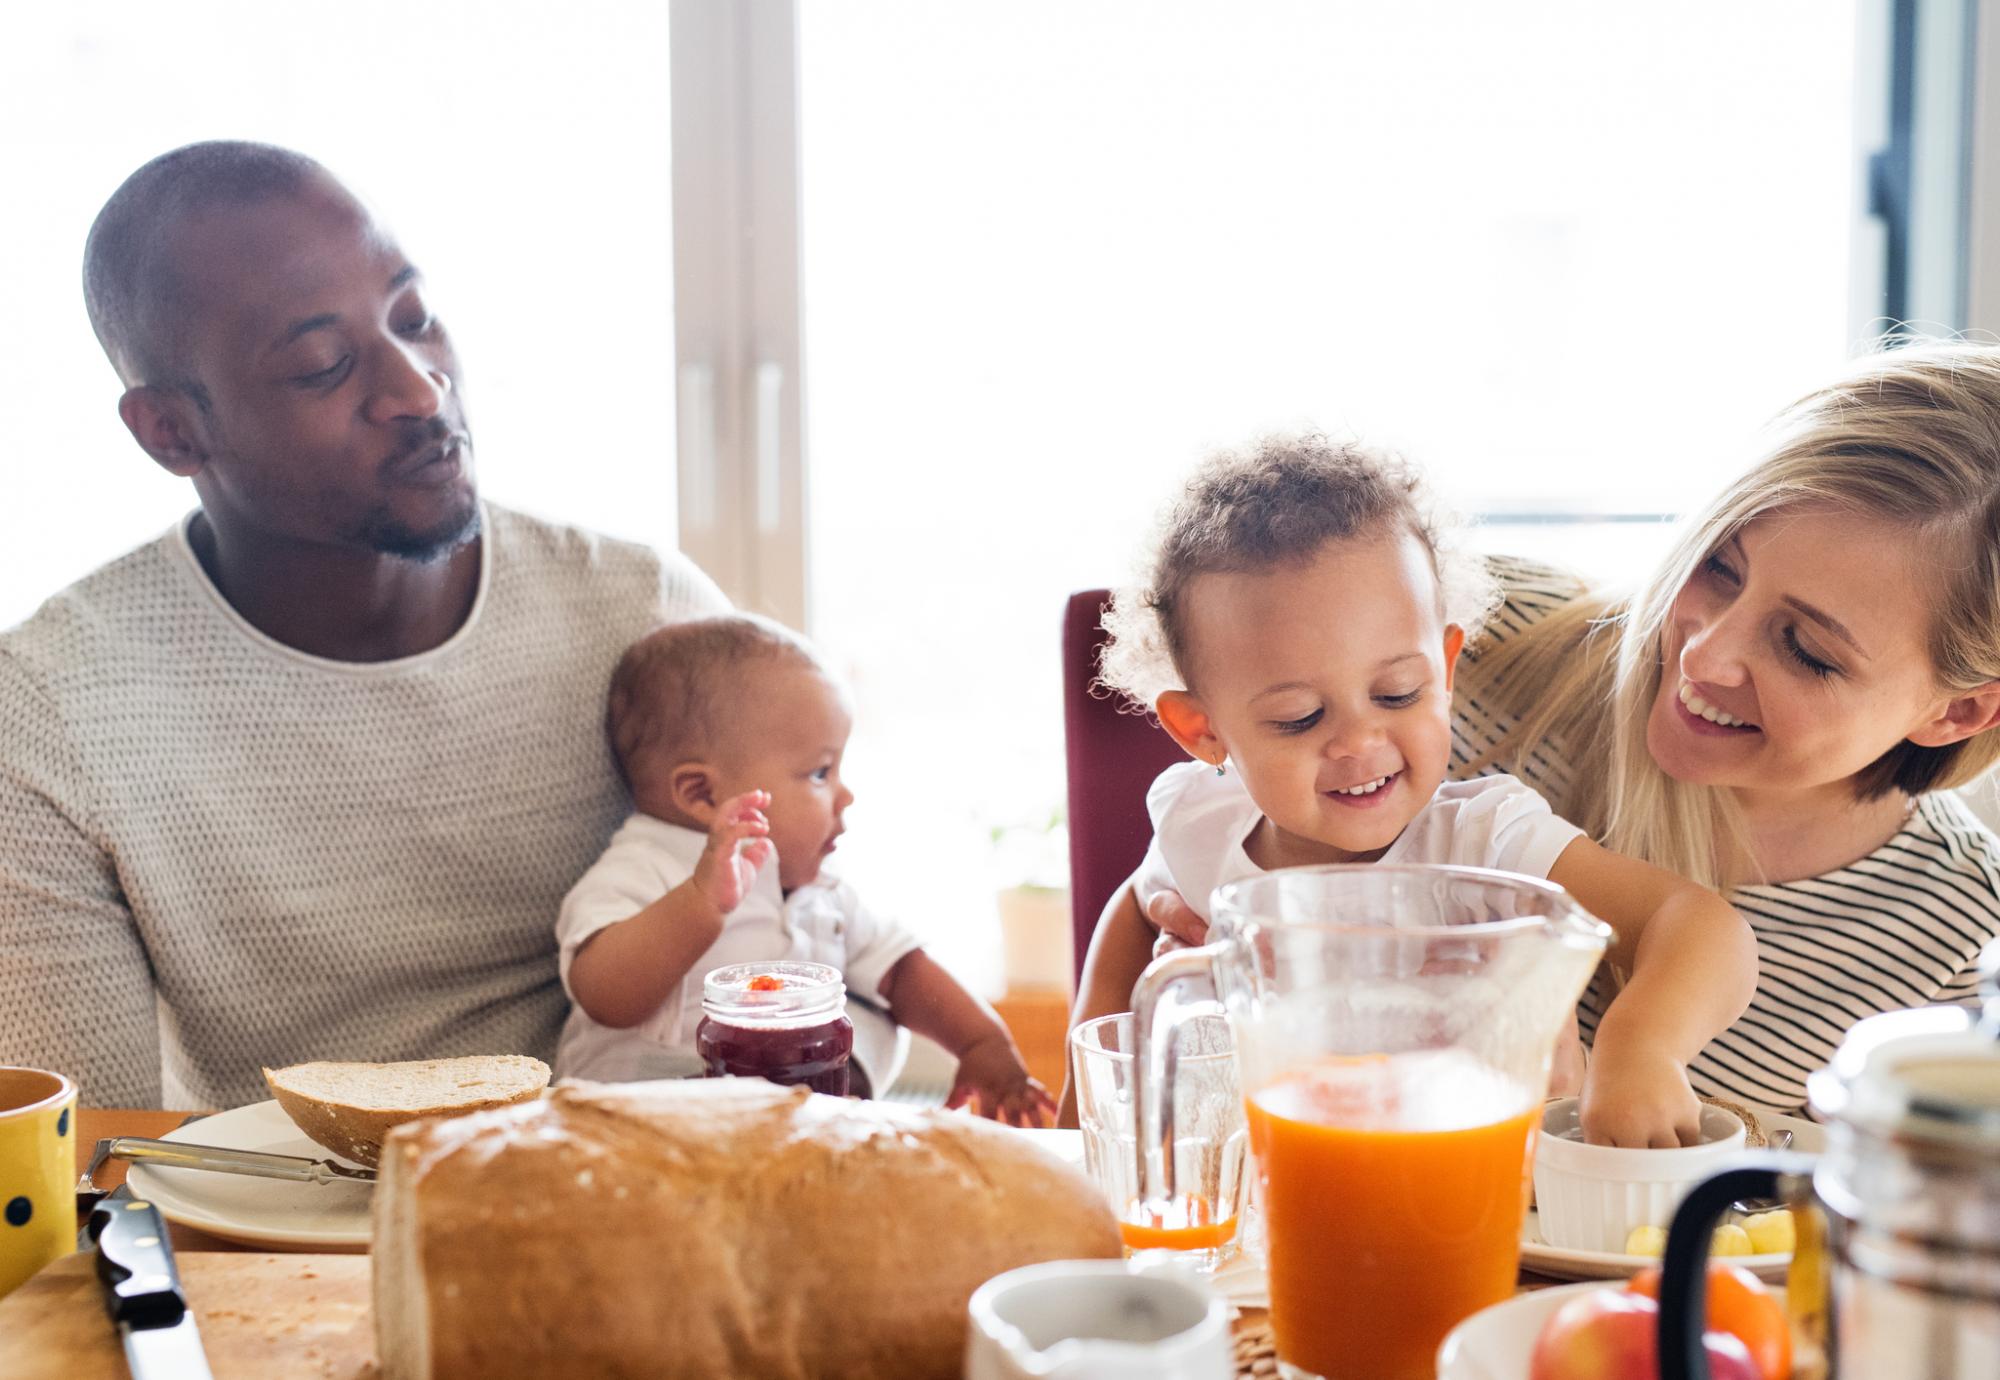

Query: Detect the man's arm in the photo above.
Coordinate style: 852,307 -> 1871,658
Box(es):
0,656 -> 162,1108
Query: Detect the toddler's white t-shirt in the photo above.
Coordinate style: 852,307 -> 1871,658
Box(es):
554,812 -> 922,1086
1131,761 -> 1586,918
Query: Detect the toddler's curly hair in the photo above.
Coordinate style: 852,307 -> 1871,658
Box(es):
1098,432 -> 1497,711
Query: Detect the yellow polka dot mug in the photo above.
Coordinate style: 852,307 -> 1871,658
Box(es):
0,1067 -> 77,1297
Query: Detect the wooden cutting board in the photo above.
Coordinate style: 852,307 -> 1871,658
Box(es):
0,1252 -> 374,1379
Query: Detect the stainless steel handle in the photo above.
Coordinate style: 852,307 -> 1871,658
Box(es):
109,1137 -> 374,1185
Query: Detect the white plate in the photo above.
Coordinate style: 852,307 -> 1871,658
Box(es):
125,1100 -> 373,1250
1519,1109 -> 1824,1283
1011,1126 -> 1084,1166
1438,1279 -> 1794,1380
1437,1283 -> 1601,1380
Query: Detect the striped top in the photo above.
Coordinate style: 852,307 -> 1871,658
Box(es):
1451,556 -> 2000,1113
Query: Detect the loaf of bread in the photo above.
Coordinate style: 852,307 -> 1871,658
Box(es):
373,1078 -> 1121,1380
264,1055 -> 550,1168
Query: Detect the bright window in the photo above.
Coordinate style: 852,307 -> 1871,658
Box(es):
798,2 -> 1860,981
0,1 -> 677,631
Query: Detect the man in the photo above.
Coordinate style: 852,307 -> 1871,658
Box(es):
0,142 -> 725,1107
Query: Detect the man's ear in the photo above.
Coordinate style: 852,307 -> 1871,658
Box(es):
118,386 -> 209,479
1440,623 -> 1468,692
669,761 -> 722,823
1155,690 -> 1225,767
1906,682 -> 2000,749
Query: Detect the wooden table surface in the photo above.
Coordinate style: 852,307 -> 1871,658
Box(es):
58,1107 -> 1563,1378
75,1107 -> 252,1252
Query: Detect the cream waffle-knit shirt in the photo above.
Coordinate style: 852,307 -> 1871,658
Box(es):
0,505 -> 726,1109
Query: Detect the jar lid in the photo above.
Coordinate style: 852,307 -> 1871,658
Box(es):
1807,940 -> 2000,1149
701,961 -> 846,1025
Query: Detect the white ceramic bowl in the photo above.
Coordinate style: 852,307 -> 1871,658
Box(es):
1531,1098 -> 1746,1253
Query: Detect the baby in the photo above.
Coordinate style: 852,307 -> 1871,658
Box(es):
556,613 -> 1053,1125
1069,434 -> 1758,1147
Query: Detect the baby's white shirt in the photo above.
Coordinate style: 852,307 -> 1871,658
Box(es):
1131,762 -> 1587,917
553,812 -> 922,1084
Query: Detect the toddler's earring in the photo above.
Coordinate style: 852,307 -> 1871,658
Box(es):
1214,759 -> 1227,777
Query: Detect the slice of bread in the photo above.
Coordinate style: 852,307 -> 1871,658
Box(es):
1698,1093 -> 1767,1148
264,1056 -> 551,1169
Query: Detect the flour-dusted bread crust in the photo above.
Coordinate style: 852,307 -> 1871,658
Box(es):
372,1078 -> 1122,1380
263,1056 -> 551,1168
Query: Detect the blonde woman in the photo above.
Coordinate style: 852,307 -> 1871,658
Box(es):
1141,341 -> 2000,1114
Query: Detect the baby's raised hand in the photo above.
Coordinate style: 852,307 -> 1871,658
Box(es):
691,790 -> 773,916
1578,1038 -> 1704,1148
946,1033 -> 1058,1129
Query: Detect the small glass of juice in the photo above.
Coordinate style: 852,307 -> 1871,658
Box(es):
1070,1012 -> 1248,1274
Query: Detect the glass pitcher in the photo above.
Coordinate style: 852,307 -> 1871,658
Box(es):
1132,864 -> 1609,1380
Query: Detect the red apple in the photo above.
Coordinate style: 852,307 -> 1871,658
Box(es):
1528,1287 -> 1764,1380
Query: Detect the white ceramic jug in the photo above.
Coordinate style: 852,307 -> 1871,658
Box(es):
963,1258 -> 1232,1380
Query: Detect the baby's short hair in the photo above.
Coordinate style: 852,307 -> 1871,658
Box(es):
1099,431 -> 1496,709
607,613 -> 819,788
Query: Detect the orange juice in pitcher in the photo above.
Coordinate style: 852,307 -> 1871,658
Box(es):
1248,1052 -> 1538,1379
1133,865 -> 1605,1380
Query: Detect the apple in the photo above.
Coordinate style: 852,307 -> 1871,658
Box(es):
1529,1287 -> 1764,1380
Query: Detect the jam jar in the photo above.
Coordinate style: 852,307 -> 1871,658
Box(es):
696,961 -> 853,1096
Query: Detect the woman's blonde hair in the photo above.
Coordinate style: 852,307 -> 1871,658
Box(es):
1467,341 -> 2000,888
1099,431 -> 1497,710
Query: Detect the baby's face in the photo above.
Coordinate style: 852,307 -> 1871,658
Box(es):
1176,529 -> 1461,865
712,659 -> 856,892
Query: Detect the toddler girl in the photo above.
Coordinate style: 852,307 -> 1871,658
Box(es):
1070,434 -> 1756,1147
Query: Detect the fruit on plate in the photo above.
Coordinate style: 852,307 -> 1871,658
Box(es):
1630,1264 -> 1791,1380
1624,1224 -> 1667,1256
1621,1222 -> 1759,1259
1741,1209 -> 1796,1256
1709,1223 -> 1754,1256
1528,1287 -> 1762,1380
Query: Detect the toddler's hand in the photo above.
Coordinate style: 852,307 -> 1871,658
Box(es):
691,790 -> 773,917
1144,889 -> 1209,957
1578,1039 -> 1703,1148
946,1033 -> 1058,1128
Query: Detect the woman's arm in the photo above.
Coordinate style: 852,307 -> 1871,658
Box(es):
1547,836 -> 1757,1147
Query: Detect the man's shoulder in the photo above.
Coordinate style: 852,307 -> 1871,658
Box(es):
484,505 -> 725,619
0,524 -> 189,678
486,505 -> 657,567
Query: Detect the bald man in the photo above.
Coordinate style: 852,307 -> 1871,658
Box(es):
0,142 -> 726,1107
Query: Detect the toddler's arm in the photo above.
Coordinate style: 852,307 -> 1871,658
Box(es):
567,792 -> 773,1029
880,950 -> 1055,1127
1056,878 -> 1159,1127
1547,837 -> 1756,1148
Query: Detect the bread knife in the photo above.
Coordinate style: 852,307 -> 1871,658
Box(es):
90,1187 -> 217,1380
110,1136 -> 376,1184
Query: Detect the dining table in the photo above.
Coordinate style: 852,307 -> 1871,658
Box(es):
0,1107 -> 1574,1379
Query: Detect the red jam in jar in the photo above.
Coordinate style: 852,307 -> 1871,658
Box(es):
696,961 -> 853,1096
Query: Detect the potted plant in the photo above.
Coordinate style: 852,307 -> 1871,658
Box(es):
989,808 -> 1072,995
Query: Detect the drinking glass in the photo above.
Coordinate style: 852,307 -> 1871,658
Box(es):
1070,1012 -> 1248,1273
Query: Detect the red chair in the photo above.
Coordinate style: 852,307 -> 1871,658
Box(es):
1062,590 -> 1187,983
